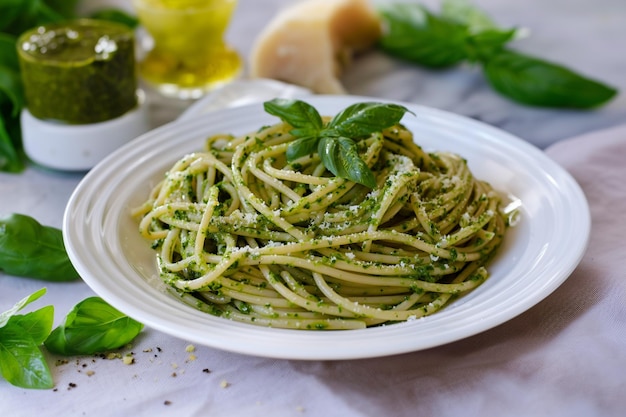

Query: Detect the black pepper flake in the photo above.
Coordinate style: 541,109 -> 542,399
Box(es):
156,347 -> 162,352
164,401 -> 172,406
202,368 -> 211,373
68,382 -> 77,390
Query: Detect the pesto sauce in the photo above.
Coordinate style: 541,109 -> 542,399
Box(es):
17,19 -> 137,124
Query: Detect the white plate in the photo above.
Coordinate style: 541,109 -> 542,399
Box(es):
177,79 -> 311,121
63,95 -> 589,360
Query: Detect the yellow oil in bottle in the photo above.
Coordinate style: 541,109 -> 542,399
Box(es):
133,0 -> 242,98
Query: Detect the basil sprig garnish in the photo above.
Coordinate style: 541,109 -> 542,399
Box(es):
378,0 -> 617,109
264,99 -> 411,188
0,289 -> 144,389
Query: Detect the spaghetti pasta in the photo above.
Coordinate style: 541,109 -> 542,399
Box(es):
133,105 -> 509,330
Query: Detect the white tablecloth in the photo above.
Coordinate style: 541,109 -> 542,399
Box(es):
3,0 -> 626,412
2,123 -> 625,417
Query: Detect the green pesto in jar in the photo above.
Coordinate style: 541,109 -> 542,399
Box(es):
17,19 -> 137,124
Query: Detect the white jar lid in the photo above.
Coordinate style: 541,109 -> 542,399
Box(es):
21,90 -> 150,171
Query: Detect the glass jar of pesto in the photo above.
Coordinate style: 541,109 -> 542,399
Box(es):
17,19 -> 137,124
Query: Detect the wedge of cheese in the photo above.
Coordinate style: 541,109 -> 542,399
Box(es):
249,0 -> 381,94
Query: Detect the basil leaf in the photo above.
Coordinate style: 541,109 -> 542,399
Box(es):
42,0 -> 80,19
483,50 -> 618,108
0,0 -> 34,35
11,306 -> 54,344
318,136 -> 347,179
318,137 -> 376,188
378,3 -> 468,68
0,114 -> 23,173
0,288 -> 46,329
0,321 -> 53,389
0,35 -> 24,172
263,100 -> 411,188
0,289 -> 54,388
0,65 -> 24,117
0,33 -> 19,71
441,0 -> 501,33
0,33 -> 24,172
465,28 -> 517,62
263,99 -> 324,131
289,126 -> 322,139
0,213 -> 80,281
31,2 -> 65,23
327,102 -> 411,138
286,135 -> 320,162
89,8 -> 139,29
0,0 -> 64,36
45,297 -> 143,355
442,0 -> 518,61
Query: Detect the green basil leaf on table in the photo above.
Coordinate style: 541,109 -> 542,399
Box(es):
0,288 -> 54,389
376,1 -> 617,109
1,289 -> 144,389
377,3 -> 468,68
45,297 -> 144,355
463,28 -> 517,62
483,50 -> 618,108
0,213 -> 80,281
10,306 -> 54,344
0,321 -> 54,389
0,287 -> 46,328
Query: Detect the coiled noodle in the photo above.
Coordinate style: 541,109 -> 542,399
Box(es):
133,119 -> 507,330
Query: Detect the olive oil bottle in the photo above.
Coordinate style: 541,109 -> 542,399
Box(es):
133,0 -> 242,99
